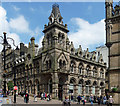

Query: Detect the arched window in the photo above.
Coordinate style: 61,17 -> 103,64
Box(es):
59,59 -> 62,68
49,60 -> 51,69
71,48 -> 74,54
78,63 -> 83,74
63,60 -> 66,67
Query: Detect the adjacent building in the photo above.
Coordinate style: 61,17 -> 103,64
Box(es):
2,4 -> 106,100
105,0 -> 120,104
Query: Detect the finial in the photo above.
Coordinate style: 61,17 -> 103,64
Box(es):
52,3 -> 59,8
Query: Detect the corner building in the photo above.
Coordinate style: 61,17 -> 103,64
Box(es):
3,4 -> 106,100
105,0 -> 120,104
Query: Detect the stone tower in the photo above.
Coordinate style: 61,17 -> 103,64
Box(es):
105,0 -> 120,104
41,3 -> 70,99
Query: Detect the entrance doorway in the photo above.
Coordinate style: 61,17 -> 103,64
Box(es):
58,84 -> 63,100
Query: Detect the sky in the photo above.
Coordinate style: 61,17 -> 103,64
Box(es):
0,2 -> 108,52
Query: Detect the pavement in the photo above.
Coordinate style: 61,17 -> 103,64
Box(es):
1,95 -> 117,105
0,95 -> 120,106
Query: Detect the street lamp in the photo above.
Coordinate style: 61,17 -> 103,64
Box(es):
0,32 -> 11,97
0,32 -> 18,102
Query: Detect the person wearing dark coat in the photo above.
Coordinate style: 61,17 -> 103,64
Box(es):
77,95 -> 81,104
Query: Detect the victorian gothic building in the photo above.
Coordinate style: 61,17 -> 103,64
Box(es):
2,4 -> 106,100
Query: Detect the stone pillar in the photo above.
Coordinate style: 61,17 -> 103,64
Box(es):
96,86 -> 100,96
82,85 -> 85,95
52,73 -> 58,99
89,86 -> 92,95
101,87 -> 105,96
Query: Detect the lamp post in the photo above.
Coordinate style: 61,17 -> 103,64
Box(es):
0,32 -> 18,101
1,32 -> 10,97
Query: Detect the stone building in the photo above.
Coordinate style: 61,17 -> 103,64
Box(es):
2,4 -> 106,100
105,0 -> 120,104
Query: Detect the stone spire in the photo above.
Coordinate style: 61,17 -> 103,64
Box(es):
49,3 -> 63,24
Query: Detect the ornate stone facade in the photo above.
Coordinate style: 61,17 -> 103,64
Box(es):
105,0 -> 120,104
2,4 -> 106,100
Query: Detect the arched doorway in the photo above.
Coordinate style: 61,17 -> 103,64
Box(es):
58,77 -> 64,100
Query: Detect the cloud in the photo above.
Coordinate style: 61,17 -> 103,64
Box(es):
0,6 -> 21,51
38,35 -> 44,48
68,18 -> 105,51
12,5 -> 20,11
9,15 -> 41,36
9,15 -> 31,34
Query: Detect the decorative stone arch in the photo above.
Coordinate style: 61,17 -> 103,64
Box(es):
69,77 -> 77,96
99,81 -> 105,96
86,65 -> 91,76
70,60 -> 76,73
57,52 -> 68,70
78,62 -> 84,74
100,68 -> 104,78
100,82 -> 104,87
43,53 -> 53,70
78,79 -> 84,95
78,79 -> 84,85
93,81 -> 98,86
92,66 -> 98,77
85,79 -> 91,95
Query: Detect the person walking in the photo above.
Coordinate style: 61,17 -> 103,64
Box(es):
82,95 -> 86,105
25,93 -> 29,103
97,96 -> 100,105
77,95 -> 81,104
108,96 -> 114,106
90,94 -> 94,106
103,95 -> 107,104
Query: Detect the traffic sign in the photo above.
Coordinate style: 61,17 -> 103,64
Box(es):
13,86 -> 18,90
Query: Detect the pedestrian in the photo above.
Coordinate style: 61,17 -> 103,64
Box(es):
77,95 -> 81,104
34,94 -> 37,102
108,96 -> 114,106
90,94 -> 94,106
100,95 -> 103,104
82,95 -> 86,105
97,96 -> 100,105
103,95 -> 107,104
41,92 -> 43,100
63,96 -> 71,106
25,93 -> 29,103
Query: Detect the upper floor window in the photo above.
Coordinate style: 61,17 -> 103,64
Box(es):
70,61 -> 76,73
78,65 -> 82,74
46,60 -> 52,70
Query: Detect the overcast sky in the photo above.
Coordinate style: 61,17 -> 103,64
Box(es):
0,2 -> 109,52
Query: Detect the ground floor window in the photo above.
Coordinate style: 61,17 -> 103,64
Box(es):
69,84 -> 74,93
92,86 -> 95,95
78,84 -> 82,94
85,86 -> 89,94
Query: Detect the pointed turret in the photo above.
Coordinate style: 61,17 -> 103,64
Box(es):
49,3 -> 63,24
